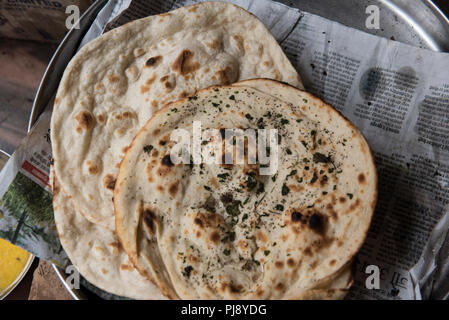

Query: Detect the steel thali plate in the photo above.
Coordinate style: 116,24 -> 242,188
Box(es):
27,0 -> 449,300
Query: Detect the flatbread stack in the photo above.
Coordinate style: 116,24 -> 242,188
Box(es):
52,174 -> 168,300
51,1 -> 301,231
51,1 -> 376,300
114,80 -> 376,299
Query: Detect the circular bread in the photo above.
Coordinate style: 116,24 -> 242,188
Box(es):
53,171 -> 353,300
52,175 -> 167,300
50,1 -> 302,232
114,79 -> 377,299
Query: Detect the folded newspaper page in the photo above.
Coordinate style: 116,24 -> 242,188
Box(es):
0,0 -> 447,300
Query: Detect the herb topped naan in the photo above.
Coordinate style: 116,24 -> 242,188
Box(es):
114,79 -> 377,299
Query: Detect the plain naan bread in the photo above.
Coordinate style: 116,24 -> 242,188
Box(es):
51,1 -> 302,231
52,174 -> 167,300
114,79 -> 377,299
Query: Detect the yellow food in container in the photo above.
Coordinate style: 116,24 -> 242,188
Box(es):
0,238 -> 32,297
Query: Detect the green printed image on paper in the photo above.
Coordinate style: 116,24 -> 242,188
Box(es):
0,172 -> 68,266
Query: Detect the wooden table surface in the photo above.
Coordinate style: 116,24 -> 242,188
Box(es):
1,1 -> 449,300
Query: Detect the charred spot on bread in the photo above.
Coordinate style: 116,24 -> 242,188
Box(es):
145,56 -> 162,67
161,154 -> 174,167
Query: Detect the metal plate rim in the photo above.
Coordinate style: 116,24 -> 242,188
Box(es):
26,0 -> 449,300
427,0 -> 449,25
0,254 -> 35,300
27,0 -> 449,131
51,264 -> 84,300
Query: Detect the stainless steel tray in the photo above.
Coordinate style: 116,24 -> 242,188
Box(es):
28,0 -> 449,300
28,0 -> 449,125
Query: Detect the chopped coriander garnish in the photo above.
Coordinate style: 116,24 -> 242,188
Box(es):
143,145 -> 153,154
223,249 -> 231,256
275,204 -> 284,211
313,152 -> 332,164
183,266 -> 193,278
226,200 -> 241,216
220,193 -> 233,204
264,250 -> 270,256
217,173 -> 229,180
245,174 -> 257,191
256,182 -> 265,194
287,170 -> 297,177
282,183 -> 290,196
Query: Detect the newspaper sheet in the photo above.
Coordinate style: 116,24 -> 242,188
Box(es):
0,0 -> 448,300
